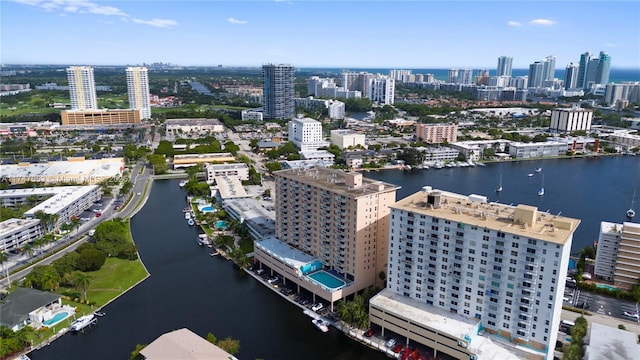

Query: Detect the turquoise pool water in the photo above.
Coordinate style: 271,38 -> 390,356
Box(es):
43,311 -> 69,326
596,284 -> 619,291
215,220 -> 227,229
308,271 -> 346,290
201,206 -> 214,213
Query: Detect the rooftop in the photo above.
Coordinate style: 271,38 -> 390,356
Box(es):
275,167 -> 400,199
215,176 -> 248,199
0,158 -> 124,183
140,328 -> 237,360
0,287 -> 61,328
392,187 -> 580,245
255,236 -> 317,272
0,185 -> 99,216
173,153 -> 234,160
585,322 -> 640,360
371,289 -> 534,360
0,218 -> 41,236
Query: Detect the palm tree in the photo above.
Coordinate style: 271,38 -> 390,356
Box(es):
22,243 -> 34,258
73,272 -> 93,301
0,251 -> 9,285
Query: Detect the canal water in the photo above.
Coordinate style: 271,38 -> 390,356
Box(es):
30,180 -> 387,360
365,156 -> 640,253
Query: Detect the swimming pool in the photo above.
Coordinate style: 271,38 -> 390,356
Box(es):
43,311 -> 70,326
215,220 -> 227,229
201,206 -> 214,213
596,284 -> 619,291
308,271 -> 346,290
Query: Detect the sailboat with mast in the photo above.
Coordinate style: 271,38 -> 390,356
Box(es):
627,189 -> 636,219
537,175 -> 545,196
496,174 -> 503,192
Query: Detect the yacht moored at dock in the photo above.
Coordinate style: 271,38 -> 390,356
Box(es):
312,319 -> 329,333
69,314 -> 96,332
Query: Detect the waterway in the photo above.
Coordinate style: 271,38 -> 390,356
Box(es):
30,180 -> 387,360
365,156 -> 640,253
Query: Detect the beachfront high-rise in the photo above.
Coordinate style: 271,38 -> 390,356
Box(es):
564,63 -> 580,90
126,67 -> 151,119
577,51 -> 612,89
370,187 -> 580,360
496,56 -> 513,77
528,62 -> 544,88
253,167 -> 398,308
262,64 -> 295,120
595,51 -> 611,85
66,66 -> 97,110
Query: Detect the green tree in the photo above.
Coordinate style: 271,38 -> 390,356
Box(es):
206,332 -> 218,344
0,252 -> 9,285
129,344 -> 146,360
72,271 -> 93,301
217,337 -> 240,355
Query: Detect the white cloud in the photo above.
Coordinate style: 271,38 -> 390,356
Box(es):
605,43 -> 616,48
507,21 -> 522,27
12,0 -> 178,28
228,17 -> 248,25
529,18 -> 556,26
132,18 -> 178,29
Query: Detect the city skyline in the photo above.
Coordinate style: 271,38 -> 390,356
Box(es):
2,1 -> 639,69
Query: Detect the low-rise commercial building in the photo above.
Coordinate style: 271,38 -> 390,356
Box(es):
165,118 -> 224,135
172,153 -> 235,169
0,158 -> 124,185
0,218 -> 43,253
584,323 -> 640,360
222,198 -> 276,240
300,150 -> 335,165
61,109 -> 141,126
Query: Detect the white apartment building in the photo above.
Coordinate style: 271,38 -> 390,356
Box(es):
606,132 -> 640,149
287,117 -> 329,151
450,140 -> 511,162
369,76 -> 395,105
300,150 -> 335,165
66,66 -> 97,111
0,186 -> 101,227
604,82 -> 640,106
508,141 -> 568,159
254,168 -> 399,308
126,67 -> 151,119
549,108 -> 593,134
416,123 -> 458,144
204,163 -> 249,182
330,129 -> 366,150
294,97 -> 345,119
372,187 -> 580,360
594,221 -> 640,290
241,109 -> 264,121
0,218 -> 43,253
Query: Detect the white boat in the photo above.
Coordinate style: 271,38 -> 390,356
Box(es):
528,173 -> 534,177
179,180 -> 188,187
627,189 -> 636,219
69,314 -> 95,332
535,166 -> 542,173
312,319 -> 329,333
185,212 -> 191,220
496,174 -> 503,193
187,219 -> 195,226
537,175 -> 545,196
197,234 -> 208,246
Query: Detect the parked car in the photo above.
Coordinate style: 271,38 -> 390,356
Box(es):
311,303 -> 324,312
385,338 -> 397,348
255,269 -> 265,275
622,311 -> 639,320
95,212 -> 102,218
267,276 -> 279,284
364,328 -> 375,337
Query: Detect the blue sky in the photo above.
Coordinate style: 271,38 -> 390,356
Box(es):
2,1 -> 639,69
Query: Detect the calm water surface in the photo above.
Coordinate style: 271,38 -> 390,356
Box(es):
31,180 -> 387,360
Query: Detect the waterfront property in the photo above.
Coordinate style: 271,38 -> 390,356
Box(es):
375,187 -> 580,360
254,167 -> 399,308
0,288 -> 67,331
140,328 -> 238,360
0,218 -> 43,253
0,158 -> 124,185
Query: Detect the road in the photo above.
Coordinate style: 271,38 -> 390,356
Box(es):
0,163 -> 152,289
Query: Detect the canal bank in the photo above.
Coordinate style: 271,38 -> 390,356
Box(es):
30,179 -> 388,360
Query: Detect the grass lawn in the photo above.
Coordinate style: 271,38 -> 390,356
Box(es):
85,257 -> 148,306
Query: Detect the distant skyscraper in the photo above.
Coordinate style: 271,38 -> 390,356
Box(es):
577,52 -> 593,89
369,76 -> 395,105
528,61 -> 544,88
542,55 -> 556,81
447,68 -> 458,83
595,51 -> 611,85
126,67 -> 151,119
496,56 -> 513,77
564,63 -> 580,90
458,69 -> 473,84
262,64 -> 294,120
66,66 -> 97,110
